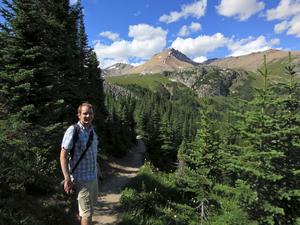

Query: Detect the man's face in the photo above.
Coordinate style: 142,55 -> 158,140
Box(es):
78,106 -> 94,127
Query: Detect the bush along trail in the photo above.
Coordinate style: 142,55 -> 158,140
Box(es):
93,139 -> 146,225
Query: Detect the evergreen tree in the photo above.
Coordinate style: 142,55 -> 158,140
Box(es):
178,100 -> 224,203
158,113 -> 176,170
0,0 -> 105,223
229,55 -> 300,224
266,54 -> 300,224
145,108 -> 161,163
0,0 -> 71,193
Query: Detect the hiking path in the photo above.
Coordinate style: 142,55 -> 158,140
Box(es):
92,139 -> 146,225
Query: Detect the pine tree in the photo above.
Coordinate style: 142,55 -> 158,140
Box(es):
229,55 -> 300,224
267,53 -> 300,224
178,100 -> 224,202
0,0 -> 105,223
144,107 -> 161,164
158,113 -> 176,170
0,0 -> 72,194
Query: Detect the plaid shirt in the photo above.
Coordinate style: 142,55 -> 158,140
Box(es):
61,122 -> 99,181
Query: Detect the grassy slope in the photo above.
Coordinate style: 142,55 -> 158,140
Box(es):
229,58 -> 300,99
106,73 -> 172,91
107,58 -> 299,101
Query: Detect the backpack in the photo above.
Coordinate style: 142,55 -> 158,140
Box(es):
70,124 -> 80,160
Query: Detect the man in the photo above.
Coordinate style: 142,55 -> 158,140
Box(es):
60,103 -> 99,225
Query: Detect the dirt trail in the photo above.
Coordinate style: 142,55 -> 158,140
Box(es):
92,140 -> 146,225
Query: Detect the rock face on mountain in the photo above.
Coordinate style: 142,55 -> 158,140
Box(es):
207,49 -> 300,73
169,65 -> 247,97
103,63 -> 134,77
104,48 -> 300,99
103,80 -> 132,97
126,48 -> 198,74
103,49 -> 300,78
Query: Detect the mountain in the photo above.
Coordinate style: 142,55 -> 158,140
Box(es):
126,48 -> 198,75
105,48 -> 300,99
168,65 -> 246,98
104,49 -> 300,77
102,63 -> 134,77
107,64 -> 248,98
207,49 -> 300,74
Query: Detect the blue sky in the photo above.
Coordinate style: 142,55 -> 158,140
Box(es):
2,0 -> 300,68
74,0 -> 300,68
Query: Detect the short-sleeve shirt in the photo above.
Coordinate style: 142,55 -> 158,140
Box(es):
61,122 -> 99,181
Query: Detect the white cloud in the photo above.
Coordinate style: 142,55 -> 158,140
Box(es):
178,22 -> 202,37
178,25 -> 189,37
194,56 -> 207,63
170,33 -> 280,60
93,24 -> 167,68
216,0 -> 265,21
178,25 -> 190,37
190,22 -> 202,31
274,21 -> 289,33
287,15 -> 300,37
130,61 -> 146,67
270,38 -> 281,45
101,58 -> 129,69
227,36 -> 277,57
267,1 -> 300,38
70,0 -> 78,5
171,33 -> 229,57
266,0 -> 300,20
128,24 -> 166,42
100,31 -> 120,41
159,0 -> 207,24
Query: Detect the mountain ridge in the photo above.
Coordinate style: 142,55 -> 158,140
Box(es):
102,63 -> 134,77
207,49 -> 300,73
103,48 -> 300,77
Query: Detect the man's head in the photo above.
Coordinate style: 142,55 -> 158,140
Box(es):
77,103 -> 94,127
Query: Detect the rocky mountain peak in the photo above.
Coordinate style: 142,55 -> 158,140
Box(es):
126,48 -> 198,74
166,48 -> 196,64
103,63 -> 134,77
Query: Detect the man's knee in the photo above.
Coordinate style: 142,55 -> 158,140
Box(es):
80,216 -> 91,225
77,180 -> 98,218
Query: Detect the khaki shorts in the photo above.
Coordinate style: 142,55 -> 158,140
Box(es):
76,179 -> 98,218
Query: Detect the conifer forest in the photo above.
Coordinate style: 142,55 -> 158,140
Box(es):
0,1 -> 299,225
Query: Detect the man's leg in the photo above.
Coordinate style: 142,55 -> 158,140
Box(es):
77,180 -> 98,225
80,217 -> 91,225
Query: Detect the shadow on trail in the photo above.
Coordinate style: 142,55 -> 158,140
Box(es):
98,140 -> 146,195
92,140 -> 146,225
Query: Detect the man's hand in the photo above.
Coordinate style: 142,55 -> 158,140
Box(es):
64,179 -> 74,194
60,148 -> 74,194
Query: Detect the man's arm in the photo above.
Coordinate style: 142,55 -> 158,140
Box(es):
60,148 -> 74,194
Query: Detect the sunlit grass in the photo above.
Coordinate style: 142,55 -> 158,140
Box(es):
106,73 -> 172,91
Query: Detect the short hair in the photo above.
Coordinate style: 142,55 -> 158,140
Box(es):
77,103 -> 94,115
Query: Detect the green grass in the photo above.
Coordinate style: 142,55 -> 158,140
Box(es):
106,73 -> 173,91
260,57 -> 300,83
230,57 -> 300,100
106,59 -> 299,101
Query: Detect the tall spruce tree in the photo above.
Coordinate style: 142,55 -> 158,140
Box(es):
0,0 -> 105,223
0,0 -> 72,194
158,113 -> 176,170
229,55 -> 300,224
267,54 -> 300,224
178,100 -> 224,203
